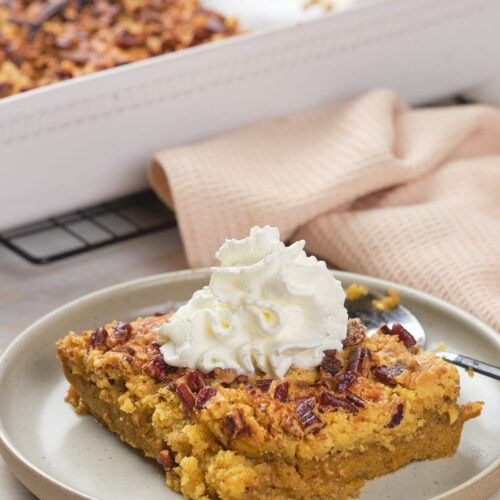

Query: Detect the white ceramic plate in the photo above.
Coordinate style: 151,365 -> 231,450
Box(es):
0,270 -> 499,500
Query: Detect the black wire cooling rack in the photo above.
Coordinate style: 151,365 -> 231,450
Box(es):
0,190 -> 176,265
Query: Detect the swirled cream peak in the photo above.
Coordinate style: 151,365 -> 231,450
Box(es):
156,226 -> 348,377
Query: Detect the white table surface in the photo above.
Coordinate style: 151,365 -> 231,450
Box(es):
0,227 -> 498,500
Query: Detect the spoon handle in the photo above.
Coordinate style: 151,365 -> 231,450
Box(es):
437,352 -> 500,380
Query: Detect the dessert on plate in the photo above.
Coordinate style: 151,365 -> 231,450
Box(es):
57,226 -> 483,500
0,0 -> 238,98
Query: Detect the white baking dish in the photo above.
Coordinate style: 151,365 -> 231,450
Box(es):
1,0 -> 499,231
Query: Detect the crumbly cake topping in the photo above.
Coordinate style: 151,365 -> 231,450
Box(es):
0,0 -> 238,97
57,313 -> 471,467
57,310 -> 483,500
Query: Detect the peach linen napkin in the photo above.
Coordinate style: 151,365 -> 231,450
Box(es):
149,89 -> 500,333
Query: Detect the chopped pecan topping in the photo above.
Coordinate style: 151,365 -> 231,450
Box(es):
373,363 -> 405,385
391,324 -> 417,348
386,403 -> 405,428
296,397 -> 324,432
342,318 -> 366,348
225,409 -> 245,438
380,323 -> 417,348
89,327 -> 108,349
123,345 -> 135,355
235,375 -> 249,385
156,449 -> 175,469
255,379 -> 273,393
116,29 -> 141,49
319,391 -> 358,413
124,356 -> 135,367
53,36 -> 73,49
294,396 -> 315,404
347,347 -> 371,376
176,383 -> 195,413
336,372 -> 357,393
273,381 -> 289,402
22,0 -> 68,39
321,349 -> 342,375
113,322 -> 132,342
154,312 -> 166,317
380,324 -> 392,335
196,387 -> 217,409
186,370 -> 206,393
143,354 -> 175,381
345,390 -> 367,408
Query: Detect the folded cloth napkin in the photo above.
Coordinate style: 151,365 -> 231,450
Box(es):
150,89 -> 500,332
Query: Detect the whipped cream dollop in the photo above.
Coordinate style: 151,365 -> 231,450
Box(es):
156,226 -> 348,377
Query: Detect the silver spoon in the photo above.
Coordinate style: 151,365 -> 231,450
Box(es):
345,291 -> 500,380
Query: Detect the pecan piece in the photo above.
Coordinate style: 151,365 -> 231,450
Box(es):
379,323 -> 417,348
225,410 -> 245,438
176,383 -> 195,413
157,449 -> 175,469
196,387 -> 217,409
373,363 -> 405,385
116,29 -> 141,49
255,379 -> 272,393
124,356 -> 135,367
143,354 -> 175,381
380,324 -> 392,335
321,349 -> 342,375
391,324 -> 417,348
273,381 -> 289,402
154,311 -> 166,317
386,403 -> 405,428
345,390 -> 367,408
123,345 -> 135,356
336,372 -> 357,393
113,322 -> 132,342
347,347 -> 371,376
319,391 -> 358,413
296,397 -> 324,432
186,370 -> 206,393
342,318 -> 366,348
89,327 -> 108,349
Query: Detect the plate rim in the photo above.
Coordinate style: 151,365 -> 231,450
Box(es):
0,268 -> 498,500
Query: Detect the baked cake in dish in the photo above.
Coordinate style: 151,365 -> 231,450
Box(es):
56,226 -> 482,499
0,0 -> 238,97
